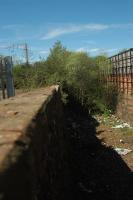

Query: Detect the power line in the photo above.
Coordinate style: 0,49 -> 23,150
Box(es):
3,43 -> 29,65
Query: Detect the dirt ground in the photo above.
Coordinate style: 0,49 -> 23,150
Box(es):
96,119 -> 133,171
65,105 -> 133,200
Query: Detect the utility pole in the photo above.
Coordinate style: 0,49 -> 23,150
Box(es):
1,43 -> 30,65
24,43 -> 29,66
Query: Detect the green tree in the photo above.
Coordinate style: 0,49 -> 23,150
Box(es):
45,41 -> 70,84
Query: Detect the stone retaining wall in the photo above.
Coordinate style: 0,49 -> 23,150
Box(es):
0,86 -> 67,200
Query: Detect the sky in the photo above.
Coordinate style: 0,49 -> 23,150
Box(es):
0,0 -> 133,62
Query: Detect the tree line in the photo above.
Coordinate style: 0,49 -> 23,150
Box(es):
13,41 -> 116,113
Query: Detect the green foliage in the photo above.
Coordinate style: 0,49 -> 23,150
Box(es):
13,63 -> 47,90
45,41 -> 69,84
103,108 -> 111,118
13,41 -> 114,113
65,52 -> 100,112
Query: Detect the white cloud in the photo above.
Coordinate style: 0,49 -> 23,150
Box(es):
41,22 -> 133,40
89,48 -> 119,54
39,50 -> 49,54
76,47 -> 118,55
0,44 -> 9,49
1,24 -> 38,41
2,24 -> 24,30
76,47 -> 87,52
89,48 -> 100,52
41,23 -> 109,40
76,47 -> 100,53
97,48 -> 118,54
106,48 -> 118,52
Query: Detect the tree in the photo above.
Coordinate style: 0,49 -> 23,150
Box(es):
45,41 -> 70,84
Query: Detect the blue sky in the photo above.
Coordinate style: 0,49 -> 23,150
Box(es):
0,0 -> 133,61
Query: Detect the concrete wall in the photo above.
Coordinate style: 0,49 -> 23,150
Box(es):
0,86 -> 68,200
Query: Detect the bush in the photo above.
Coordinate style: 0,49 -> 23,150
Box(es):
13,64 -> 48,90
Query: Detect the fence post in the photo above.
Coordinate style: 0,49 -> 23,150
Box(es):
4,56 -> 15,98
0,58 -> 6,99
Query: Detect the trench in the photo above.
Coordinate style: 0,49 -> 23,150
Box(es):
64,102 -> 133,200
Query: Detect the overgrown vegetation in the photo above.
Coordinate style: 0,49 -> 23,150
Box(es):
13,41 -> 115,113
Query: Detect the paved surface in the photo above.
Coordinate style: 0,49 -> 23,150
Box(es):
0,86 -> 58,171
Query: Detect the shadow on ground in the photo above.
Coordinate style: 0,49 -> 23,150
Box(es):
64,104 -> 133,200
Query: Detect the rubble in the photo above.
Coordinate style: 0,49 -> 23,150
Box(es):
112,122 -> 131,129
94,114 -> 133,130
114,148 -> 132,156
